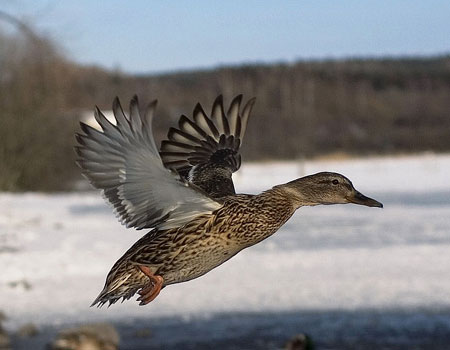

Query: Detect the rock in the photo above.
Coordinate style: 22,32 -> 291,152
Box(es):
134,328 -> 152,338
17,323 -> 39,337
53,222 -> 64,230
48,323 -> 119,350
0,311 -> 11,350
7,279 -> 32,290
0,333 -> 11,350
284,333 -> 314,350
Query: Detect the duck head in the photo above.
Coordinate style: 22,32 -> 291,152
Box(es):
281,172 -> 383,208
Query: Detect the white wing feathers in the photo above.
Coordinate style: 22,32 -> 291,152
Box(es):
75,96 -> 221,231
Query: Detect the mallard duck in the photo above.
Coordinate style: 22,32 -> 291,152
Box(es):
75,95 -> 382,307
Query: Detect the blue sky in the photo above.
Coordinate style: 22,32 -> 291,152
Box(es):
2,1 -> 450,74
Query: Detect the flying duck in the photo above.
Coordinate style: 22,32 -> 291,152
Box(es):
75,95 -> 382,307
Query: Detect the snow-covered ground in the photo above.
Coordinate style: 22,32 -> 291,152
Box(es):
1,153 -> 450,333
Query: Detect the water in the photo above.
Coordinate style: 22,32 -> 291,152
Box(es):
11,309 -> 450,349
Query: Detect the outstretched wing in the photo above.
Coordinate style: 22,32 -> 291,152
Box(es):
75,96 -> 221,231
160,95 -> 256,198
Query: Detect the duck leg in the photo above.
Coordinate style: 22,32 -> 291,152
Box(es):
136,265 -> 164,305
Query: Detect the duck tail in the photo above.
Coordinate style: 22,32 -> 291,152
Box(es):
91,259 -> 147,308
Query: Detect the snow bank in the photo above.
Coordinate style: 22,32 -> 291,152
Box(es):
0,154 -> 449,329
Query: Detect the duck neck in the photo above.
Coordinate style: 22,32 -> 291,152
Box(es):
232,188 -> 297,247
273,179 -> 321,209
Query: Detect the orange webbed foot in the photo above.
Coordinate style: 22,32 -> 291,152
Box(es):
137,266 -> 164,306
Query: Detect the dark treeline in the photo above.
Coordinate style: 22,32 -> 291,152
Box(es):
65,57 -> 450,159
1,23 -> 450,191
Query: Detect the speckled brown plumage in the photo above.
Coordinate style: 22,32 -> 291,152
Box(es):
76,95 -> 382,307
92,188 -> 297,306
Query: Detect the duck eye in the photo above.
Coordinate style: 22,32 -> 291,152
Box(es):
332,179 -> 339,185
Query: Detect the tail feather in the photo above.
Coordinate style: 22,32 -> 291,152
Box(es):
91,260 -> 147,308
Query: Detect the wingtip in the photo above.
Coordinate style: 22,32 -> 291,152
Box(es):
79,121 -> 96,135
112,96 -> 131,126
74,133 -> 84,144
112,96 -> 121,109
130,94 -> 139,107
242,96 -> 256,114
78,120 -> 86,129
213,94 -> 224,107
178,114 -> 189,128
233,94 -> 243,103
193,102 -> 205,115
147,99 -> 158,110
74,159 -> 83,168
228,94 -> 243,110
93,106 -> 104,124
166,127 -> 178,141
144,99 -> 158,123
73,145 -> 83,156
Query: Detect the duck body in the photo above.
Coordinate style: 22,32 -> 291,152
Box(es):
76,95 -> 382,307
93,188 -> 297,306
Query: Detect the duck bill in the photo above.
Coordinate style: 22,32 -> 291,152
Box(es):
348,191 -> 383,208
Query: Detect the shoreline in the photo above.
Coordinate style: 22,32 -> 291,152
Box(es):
10,308 -> 450,349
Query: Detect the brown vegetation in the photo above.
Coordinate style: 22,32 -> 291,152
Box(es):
0,22 -> 78,191
1,14 -> 449,191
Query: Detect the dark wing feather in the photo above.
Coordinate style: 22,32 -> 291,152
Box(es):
160,95 -> 256,198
